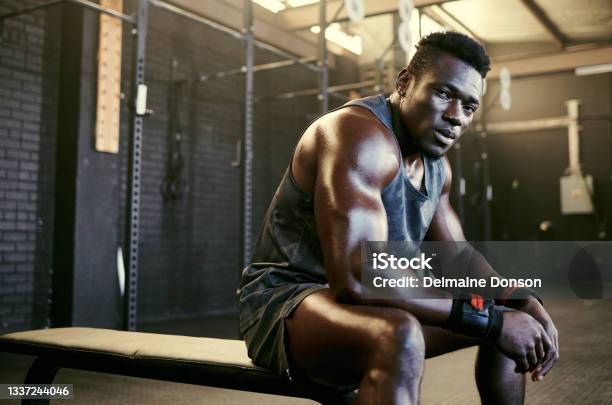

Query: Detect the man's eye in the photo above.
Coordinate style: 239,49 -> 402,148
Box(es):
464,106 -> 476,115
435,89 -> 451,99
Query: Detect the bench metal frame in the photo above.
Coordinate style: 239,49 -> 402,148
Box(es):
1,340 -> 356,405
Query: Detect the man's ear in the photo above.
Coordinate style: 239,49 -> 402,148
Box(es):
395,68 -> 412,97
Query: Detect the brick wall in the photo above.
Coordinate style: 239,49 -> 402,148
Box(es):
0,0 -> 358,332
0,0 -> 60,333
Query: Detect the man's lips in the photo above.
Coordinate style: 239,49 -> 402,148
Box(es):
434,128 -> 456,146
434,128 -> 456,140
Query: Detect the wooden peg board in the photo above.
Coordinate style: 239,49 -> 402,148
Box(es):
95,0 -> 123,154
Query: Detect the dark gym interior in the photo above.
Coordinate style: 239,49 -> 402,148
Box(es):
0,0 -> 611,403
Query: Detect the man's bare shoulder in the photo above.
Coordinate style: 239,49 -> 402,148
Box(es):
293,106 -> 400,194
314,107 -> 400,189
316,106 -> 395,145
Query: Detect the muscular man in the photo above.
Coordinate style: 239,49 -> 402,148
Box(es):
237,32 -> 559,404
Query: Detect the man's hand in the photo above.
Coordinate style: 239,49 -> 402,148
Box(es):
495,310 -> 553,374
518,297 -> 559,381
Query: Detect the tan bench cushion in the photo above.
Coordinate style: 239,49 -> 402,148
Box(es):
0,327 -> 357,402
0,327 -> 260,370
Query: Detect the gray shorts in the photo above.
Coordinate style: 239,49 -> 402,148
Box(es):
241,284 -> 363,401
242,284 -> 328,382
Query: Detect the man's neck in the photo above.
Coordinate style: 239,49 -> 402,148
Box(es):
388,92 -> 421,165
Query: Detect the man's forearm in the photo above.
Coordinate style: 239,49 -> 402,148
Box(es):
342,283 -> 503,342
335,274 -> 454,326
429,244 -> 504,297
356,293 -> 453,326
464,246 -> 504,296
461,246 -> 541,307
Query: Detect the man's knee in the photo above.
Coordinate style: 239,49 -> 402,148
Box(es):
478,341 -> 515,365
371,311 -> 425,370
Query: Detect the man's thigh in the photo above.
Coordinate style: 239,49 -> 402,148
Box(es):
284,288 -> 480,387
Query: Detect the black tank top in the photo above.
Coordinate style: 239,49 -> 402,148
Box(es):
237,95 -> 445,334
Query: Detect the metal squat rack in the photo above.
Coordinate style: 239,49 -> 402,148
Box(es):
0,0 -> 408,331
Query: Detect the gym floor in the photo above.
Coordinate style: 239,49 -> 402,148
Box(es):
1,300 -> 610,404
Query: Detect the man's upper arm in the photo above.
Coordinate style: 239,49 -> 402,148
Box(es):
313,112 -> 398,303
426,156 -> 466,241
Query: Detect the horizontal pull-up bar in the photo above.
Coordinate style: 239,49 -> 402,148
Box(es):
256,90 -> 347,103
149,0 -> 321,75
473,116 -> 569,134
149,0 -> 241,40
328,80 -> 378,93
254,41 -> 321,74
67,0 -> 135,23
197,57 -> 319,83
262,80 -> 377,101
0,0 -> 135,23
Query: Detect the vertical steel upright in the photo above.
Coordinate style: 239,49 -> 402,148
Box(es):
125,0 -> 149,331
318,0 -> 328,113
480,101 -> 492,241
242,0 -> 255,266
453,143 -> 465,224
481,142 -> 492,241
377,59 -> 385,95
376,38 -> 397,96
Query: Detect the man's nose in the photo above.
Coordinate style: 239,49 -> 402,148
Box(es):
442,101 -> 462,126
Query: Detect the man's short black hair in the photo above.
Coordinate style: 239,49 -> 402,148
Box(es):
407,31 -> 491,80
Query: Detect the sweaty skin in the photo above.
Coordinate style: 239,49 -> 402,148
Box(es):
286,53 -> 558,404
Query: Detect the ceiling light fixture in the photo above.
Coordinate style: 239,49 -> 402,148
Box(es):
252,0 -> 285,13
311,23 -> 363,55
287,0 -> 319,7
575,63 -> 612,76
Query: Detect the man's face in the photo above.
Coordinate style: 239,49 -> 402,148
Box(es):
398,53 -> 483,158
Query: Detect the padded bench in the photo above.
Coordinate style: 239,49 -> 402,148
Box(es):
0,327 -> 355,404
